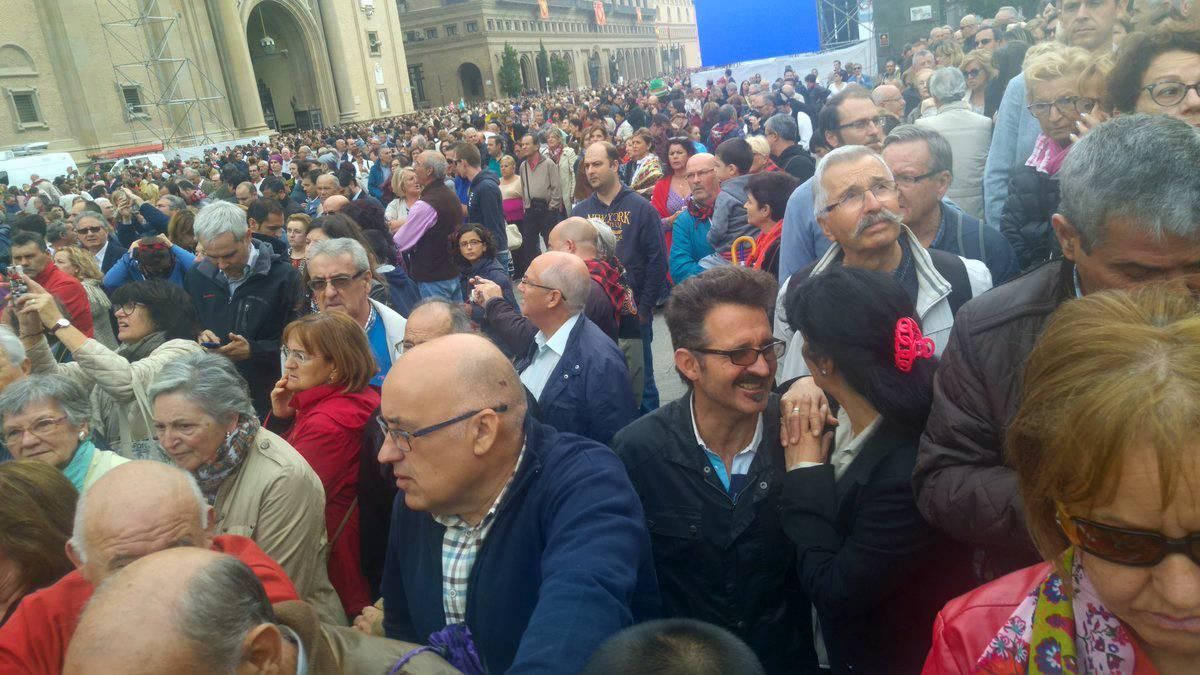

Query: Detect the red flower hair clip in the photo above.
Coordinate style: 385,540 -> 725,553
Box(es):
893,317 -> 934,373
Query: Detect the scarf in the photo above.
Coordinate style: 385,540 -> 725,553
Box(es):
749,220 -> 784,270
975,548 -> 1146,674
62,439 -> 97,491
686,195 -> 714,222
547,144 -> 564,164
116,331 -> 167,363
192,415 -> 259,504
585,258 -> 627,326
1026,133 -> 1072,176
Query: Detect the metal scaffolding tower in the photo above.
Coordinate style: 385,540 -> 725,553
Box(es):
96,0 -> 235,154
817,0 -> 875,50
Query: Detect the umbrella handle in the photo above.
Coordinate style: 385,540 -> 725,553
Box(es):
731,236 -> 757,266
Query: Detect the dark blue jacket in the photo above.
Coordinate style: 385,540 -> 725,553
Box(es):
382,416 -> 660,675
467,170 -> 507,250
97,236 -> 128,274
115,203 -> 169,248
460,257 -> 516,323
572,186 -> 668,315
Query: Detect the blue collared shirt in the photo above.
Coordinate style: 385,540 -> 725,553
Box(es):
519,313 -> 580,401
689,394 -> 762,492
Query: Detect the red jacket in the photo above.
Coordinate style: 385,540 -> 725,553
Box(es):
0,535 -> 298,674
34,260 -> 94,338
285,383 -> 380,617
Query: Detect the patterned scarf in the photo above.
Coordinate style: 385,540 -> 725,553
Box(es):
1027,133 -> 1072,176
547,144 -> 564,165
585,257 -> 637,319
192,415 -> 259,504
686,195 -> 714,223
976,548 -> 1144,674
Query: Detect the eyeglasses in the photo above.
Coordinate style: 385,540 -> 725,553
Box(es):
459,238 -> 485,249
823,181 -> 898,214
114,302 -> 145,316
4,416 -> 69,446
836,116 -> 889,133
1025,96 -> 1088,119
377,404 -> 509,453
307,270 -> 366,293
75,226 -> 104,235
281,346 -> 318,364
519,276 -> 564,299
691,339 -> 786,366
684,168 -> 717,181
963,68 -> 983,79
894,170 -> 942,186
1058,510 -> 1200,567
1143,81 -> 1200,107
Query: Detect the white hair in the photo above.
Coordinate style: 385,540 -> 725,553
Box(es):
193,200 -> 248,244
0,325 -> 26,367
811,145 -> 894,220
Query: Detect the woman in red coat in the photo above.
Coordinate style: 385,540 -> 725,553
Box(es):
270,311 -> 380,618
651,137 -> 697,280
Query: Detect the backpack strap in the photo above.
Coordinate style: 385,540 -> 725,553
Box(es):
928,248 -> 972,316
785,260 -> 819,298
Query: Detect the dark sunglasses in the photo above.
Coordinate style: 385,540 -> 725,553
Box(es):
1059,510 -> 1200,567
964,68 -> 982,79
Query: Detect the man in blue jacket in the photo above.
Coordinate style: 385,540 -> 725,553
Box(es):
456,142 -> 512,274
377,333 -> 659,675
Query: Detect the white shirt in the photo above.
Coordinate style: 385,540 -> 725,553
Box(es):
93,240 -> 109,269
689,393 -> 762,490
829,407 -> 881,480
225,243 -> 259,296
796,111 -> 814,151
519,313 -> 579,401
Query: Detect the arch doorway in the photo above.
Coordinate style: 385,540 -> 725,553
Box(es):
562,51 -> 576,88
519,54 -> 536,93
587,51 -> 601,88
458,63 -> 484,101
247,1 -> 320,130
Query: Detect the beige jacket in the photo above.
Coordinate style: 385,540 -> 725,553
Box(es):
916,101 -> 993,221
556,145 -> 578,211
520,153 -> 562,211
214,427 -> 345,625
81,280 -> 118,350
82,448 -> 129,490
29,337 -> 205,458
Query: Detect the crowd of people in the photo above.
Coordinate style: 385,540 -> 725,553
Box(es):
1,0 -> 1200,672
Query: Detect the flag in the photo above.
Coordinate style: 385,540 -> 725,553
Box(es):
594,1 -> 607,25
538,0 -> 549,19
635,7 -> 642,22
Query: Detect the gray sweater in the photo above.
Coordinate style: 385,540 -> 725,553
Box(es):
707,174 -> 756,252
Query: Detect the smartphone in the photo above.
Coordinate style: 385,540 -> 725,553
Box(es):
200,341 -> 223,349
8,265 -> 27,301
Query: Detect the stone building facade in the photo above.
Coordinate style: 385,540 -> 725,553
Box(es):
0,0 -> 415,161
397,0 -> 700,107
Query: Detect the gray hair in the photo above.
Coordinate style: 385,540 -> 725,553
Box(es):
177,556 -> 278,672
0,374 -> 91,433
410,297 -> 474,334
883,125 -> 954,176
193,200 -> 248,244
46,222 -> 70,244
74,210 -> 107,231
928,67 -> 967,104
307,237 -> 370,273
588,217 -> 618,260
0,325 -> 26,367
417,152 -> 448,181
70,464 -> 208,564
158,194 -> 186,212
540,256 -> 592,314
1058,114 -> 1200,250
811,145 -> 894,220
765,113 -> 799,143
148,353 -> 256,424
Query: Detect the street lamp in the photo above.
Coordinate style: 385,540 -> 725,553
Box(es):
545,76 -> 551,92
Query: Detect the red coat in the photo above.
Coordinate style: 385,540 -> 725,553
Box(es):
0,535 -> 298,674
34,260 -> 94,338
285,383 -> 380,617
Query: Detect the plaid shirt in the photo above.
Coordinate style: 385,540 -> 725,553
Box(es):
433,445 -> 525,625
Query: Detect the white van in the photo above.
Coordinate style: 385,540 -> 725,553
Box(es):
0,152 -> 78,188
106,153 -> 169,176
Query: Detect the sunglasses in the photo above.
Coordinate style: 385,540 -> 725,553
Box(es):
1059,509 -> 1200,567
964,69 -> 982,79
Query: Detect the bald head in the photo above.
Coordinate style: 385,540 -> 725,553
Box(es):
547,217 -> 600,260
323,194 -> 350,214
402,298 -> 473,352
686,153 -> 721,205
392,334 -> 524,419
69,460 -> 212,584
528,251 -> 591,317
872,84 -> 904,117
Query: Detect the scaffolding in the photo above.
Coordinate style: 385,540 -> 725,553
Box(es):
96,0 -> 235,156
818,0 -> 875,50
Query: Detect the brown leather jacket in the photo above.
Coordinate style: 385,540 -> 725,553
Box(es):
912,260 -> 1075,579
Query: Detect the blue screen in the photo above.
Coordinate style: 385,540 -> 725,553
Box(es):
693,0 -> 821,66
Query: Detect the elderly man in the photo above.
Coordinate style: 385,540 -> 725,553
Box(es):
983,0 -> 1121,229
315,172 -> 342,213
400,297 -> 473,352
235,181 -> 257,207
474,251 -> 636,444
0,326 -> 28,462
915,115 -> 1200,579
155,193 -> 186,218
307,238 -> 406,386
546,217 -> 625,340
376,334 -> 659,674
764,114 -> 815,182
515,134 -> 563,277
368,146 -> 394,202
670,153 -> 720,283
10,231 -> 95,338
774,145 -> 992,382
392,151 -> 463,301
916,68 -> 994,221
613,267 -> 813,674
0,461 -> 303,673
72,209 -> 126,273
872,83 -> 907,120
960,13 -> 981,49
185,200 -> 301,416
882,126 -> 1018,284
63,548 -> 457,675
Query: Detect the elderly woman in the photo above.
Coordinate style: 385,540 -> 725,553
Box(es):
906,68 -> 937,123
620,128 -> 664,198
149,352 -> 344,623
1108,28 -> 1200,129
0,375 -> 128,491
925,285 -> 1200,673
384,167 -> 420,233
546,127 -> 577,212
0,460 -> 77,625
743,171 -> 798,278
916,68 -> 994,221
781,266 -> 972,674
269,312 -> 379,618
51,247 -> 117,350
1001,44 -> 1091,272
745,135 -> 780,174
16,278 -> 203,460
959,48 -> 995,114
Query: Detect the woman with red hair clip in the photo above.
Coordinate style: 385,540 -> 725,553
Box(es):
778,265 -> 974,675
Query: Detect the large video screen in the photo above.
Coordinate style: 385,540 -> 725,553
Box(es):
693,0 -> 821,67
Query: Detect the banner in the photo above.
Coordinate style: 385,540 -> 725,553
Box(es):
636,7 -> 642,23
538,0 -> 549,19
594,1 -> 607,25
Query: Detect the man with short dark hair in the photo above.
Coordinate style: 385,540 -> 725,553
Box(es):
259,175 -> 301,216
10,231 -> 94,337
516,134 -> 562,277
582,619 -> 767,675
613,266 -> 813,674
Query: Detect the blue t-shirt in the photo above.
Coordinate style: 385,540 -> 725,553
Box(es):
366,311 -> 393,387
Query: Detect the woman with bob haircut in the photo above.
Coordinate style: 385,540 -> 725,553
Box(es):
270,311 -> 380,618
0,460 -> 77,625
1107,27 -> 1200,129
925,284 -> 1200,673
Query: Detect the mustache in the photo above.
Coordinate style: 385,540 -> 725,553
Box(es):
735,374 -> 770,388
854,207 -> 903,236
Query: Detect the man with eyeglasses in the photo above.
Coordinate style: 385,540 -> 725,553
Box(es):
186,200 -> 302,417
306,238 -> 405,388
612,266 -> 814,674
375,333 -> 658,675
73,209 -> 126,274
774,145 -> 991,383
983,0 -> 1121,232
